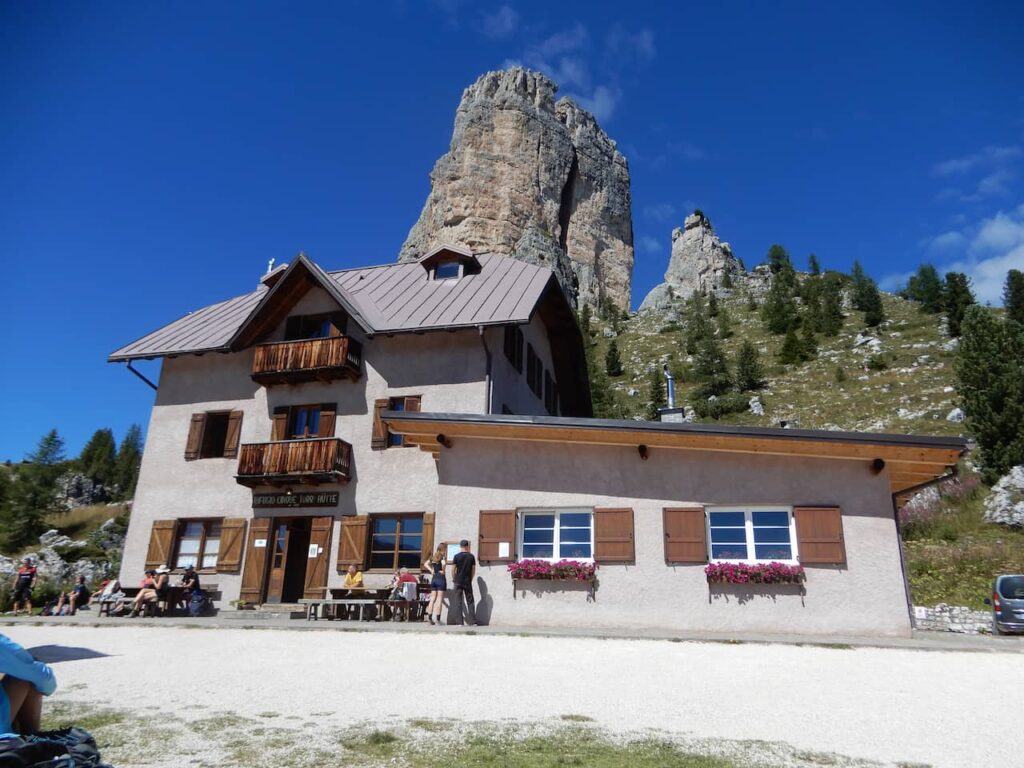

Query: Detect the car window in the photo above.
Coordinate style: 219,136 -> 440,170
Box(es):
998,576 -> 1024,600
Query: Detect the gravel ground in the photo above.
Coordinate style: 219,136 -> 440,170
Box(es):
4,624 -> 1021,767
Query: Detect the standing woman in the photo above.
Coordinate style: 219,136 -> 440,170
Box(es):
423,543 -> 447,626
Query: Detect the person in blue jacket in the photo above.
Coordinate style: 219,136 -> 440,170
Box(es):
0,634 -> 56,737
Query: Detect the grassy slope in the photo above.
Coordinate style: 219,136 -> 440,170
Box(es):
595,289 -> 962,436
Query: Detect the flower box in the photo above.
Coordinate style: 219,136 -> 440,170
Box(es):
704,562 -> 806,585
507,559 -> 597,581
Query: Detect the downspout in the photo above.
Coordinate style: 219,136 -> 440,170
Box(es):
478,325 -> 492,414
890,466 -> 959,631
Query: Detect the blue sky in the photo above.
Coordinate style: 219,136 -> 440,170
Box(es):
1,1 -> 1022,460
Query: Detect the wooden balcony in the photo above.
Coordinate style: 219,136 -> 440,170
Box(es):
250,336 -> 362,385
236,438 -> 352,487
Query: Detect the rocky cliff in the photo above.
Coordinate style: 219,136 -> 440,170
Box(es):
639,211 -> 743,311
399,68 -> 634,310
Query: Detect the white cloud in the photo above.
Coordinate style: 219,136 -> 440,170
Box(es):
879,270 -> 914,293
606,25 -> 655,62
933,145 -> 1022,177
481,5 -> 519,39
638,236 -> 662,254
572,84 -> 620,122
912,204 -> 1024,304
643,203 -> 676,221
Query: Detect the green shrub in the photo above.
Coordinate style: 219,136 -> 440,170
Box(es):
866,354 -> 888,371
693,392 -> 749,419
834,365 -> 847,383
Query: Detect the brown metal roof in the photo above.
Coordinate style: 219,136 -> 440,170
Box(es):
108,252 -> 555,361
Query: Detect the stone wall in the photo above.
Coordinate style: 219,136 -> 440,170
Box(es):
913,604 -> 992,634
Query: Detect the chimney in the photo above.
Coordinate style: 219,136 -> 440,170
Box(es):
663,364 -> 675,409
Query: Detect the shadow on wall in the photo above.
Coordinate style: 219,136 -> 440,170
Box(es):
513,579 -> 597,604
475,577 -> 493,625
708,583 -> 806,606
371,331 -> 483,389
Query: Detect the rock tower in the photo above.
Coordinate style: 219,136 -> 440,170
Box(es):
399,68 -> 634,311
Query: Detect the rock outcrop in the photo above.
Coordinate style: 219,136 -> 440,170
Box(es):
399,68 -> 634,310
639,212 -> 742,311
984,466 -> 1024,528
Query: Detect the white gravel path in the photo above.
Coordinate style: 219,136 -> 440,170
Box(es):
4,624 -> 1021,767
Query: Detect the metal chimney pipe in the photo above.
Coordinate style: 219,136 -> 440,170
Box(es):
663,364 -> 675,409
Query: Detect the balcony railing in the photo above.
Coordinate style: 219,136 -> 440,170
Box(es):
235,438 -> 352,487
250,336 -> 362,385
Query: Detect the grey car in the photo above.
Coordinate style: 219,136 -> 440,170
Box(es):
984,575 -> 1024,635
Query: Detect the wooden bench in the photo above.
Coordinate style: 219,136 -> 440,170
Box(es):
97,583 -> 220,617
299,585 -> 430,622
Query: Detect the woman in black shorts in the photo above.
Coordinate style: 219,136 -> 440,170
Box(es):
423,543 -> 448,626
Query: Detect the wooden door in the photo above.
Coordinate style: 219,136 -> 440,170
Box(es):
239,518 -> 272,603
265,519 -> 291,603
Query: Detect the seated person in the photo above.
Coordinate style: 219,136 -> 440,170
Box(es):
179,564 -> 201,595
343,564 -> 363,590
129,567 -> 169,617
0,633 -> 57,736
67,576 -> 90,615
50,591 -> 71,617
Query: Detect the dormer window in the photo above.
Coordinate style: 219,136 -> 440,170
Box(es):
433,261 -> 461,280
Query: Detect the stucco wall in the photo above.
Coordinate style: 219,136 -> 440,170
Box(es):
488,312 -> 558,416
433,438 -> 912,637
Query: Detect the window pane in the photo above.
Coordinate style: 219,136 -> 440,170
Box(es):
178,538 -> 200,555
307,410 -> 320,435
711,544 -> 749,559
372,534 -> 396,551
709,511 -> 745,527
755,544 -> 792,560
398,552 -> 421,569
390,399 -> 406,412
559,529 -> 591,544
522,544 -> 554,558
523,528 -> 554,544
560,543 -> 591,558
559,512 -> 592,528
753,527 -> 791,544
399,534 -> 422,551
176,553 -> 198,569
373,518 -> 398,534
435,262 -> 460,279
523,514 -> 554,529
201,553 -> 218,569
709,528 -> 746,544
369,552 -> 396,570
752,511 -> 789,527
402,517 -> 423,534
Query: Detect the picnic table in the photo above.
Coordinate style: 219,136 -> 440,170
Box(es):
97,585 -> 192,617
299,585 -> 429,622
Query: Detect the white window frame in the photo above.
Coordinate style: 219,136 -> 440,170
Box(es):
705,506 -> 799,565
518,507 -> 594,563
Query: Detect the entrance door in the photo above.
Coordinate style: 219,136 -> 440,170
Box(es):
264,517 -> 313,604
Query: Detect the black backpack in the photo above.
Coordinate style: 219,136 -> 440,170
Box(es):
0,727 -> 112,767
187,590 -> 210,617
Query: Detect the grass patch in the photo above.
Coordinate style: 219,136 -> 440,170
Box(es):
794,750 -> 840,764
408,718 -> 452,732
560,714 -> 595,723
44,504 -> 128,540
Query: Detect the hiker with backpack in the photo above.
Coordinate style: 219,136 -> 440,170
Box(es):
0,633 -> 56,736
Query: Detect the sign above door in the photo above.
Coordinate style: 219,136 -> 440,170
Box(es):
252,491 -> 339,508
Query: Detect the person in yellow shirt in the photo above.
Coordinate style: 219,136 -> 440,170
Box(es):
343,564 -> 363,589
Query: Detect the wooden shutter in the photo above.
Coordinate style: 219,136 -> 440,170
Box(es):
371,399 -> 389,450
318,403 -> 336,437
222,411 -> 244,458
795,506 -> 846,565
271,406 -> 289,441
239,518 -> 272,603
404,395 -> 421,412
594,507 -> 635,563
479,510 -> 516,563
663,507 -> 708,564
184,413 -> 206,460
303,517 -> 333,599
145,520 -> 178,569
421,513 -> 435,564
337,515 -> 369,569
216,518 -> 247,572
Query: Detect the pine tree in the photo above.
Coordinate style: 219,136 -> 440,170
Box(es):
604,339 -> 624,376
579,304 -> 592,337
78,428 -> 117,489
761,274 -> 798,334
767,244 -> 792,275
862,279 -> 886,327
851,260 -> 872,311
113,424 -> 144,500
956,307 -> 1024,483
1,430 -> 66,551
905,264 -> 944,313
721,270 -> 734,289
801,316 -> 818,359
1004,269 -> 1024,326
808,253 -> 821,276
777,324 -> 805,365
735,340 -> 766,392
821,274 -> 844,336
694,336 -> 732,398
802,275 -> 823,332
684,292 -> 711,354
943,271 -> 975,337
707,291 -> 719,317
645,366 -> 667,421
716,306 -> 733,339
